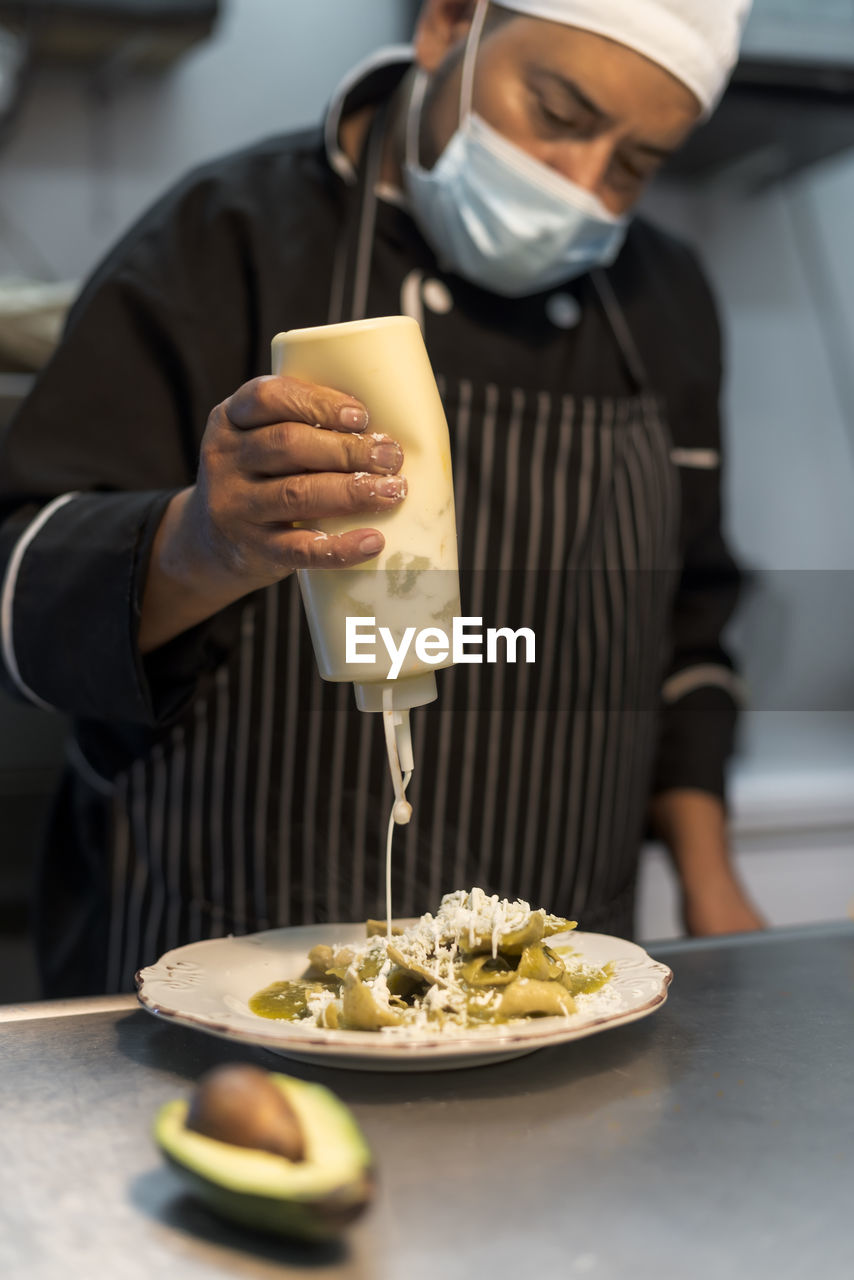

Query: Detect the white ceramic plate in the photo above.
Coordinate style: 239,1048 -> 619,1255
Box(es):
136,924 -> 672,1072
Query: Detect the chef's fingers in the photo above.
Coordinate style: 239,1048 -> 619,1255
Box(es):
236,421 -> 403,478
242,471 -> 408,525
224,376 -> 368,433
264,527 -> 386,570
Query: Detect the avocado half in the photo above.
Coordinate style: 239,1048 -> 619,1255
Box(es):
155,1073 -> 374,1240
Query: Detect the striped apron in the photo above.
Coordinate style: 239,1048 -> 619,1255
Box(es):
104,120 -> 681,993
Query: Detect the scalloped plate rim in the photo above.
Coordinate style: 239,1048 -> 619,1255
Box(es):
135,924 -> 672,1067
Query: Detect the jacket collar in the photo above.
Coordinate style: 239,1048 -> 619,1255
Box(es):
323,46 -> 413,184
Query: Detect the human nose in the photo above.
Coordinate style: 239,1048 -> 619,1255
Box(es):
545,136 -> 616,199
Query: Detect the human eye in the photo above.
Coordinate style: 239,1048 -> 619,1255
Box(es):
533,94 -> 587,137
608,152 -> 658,193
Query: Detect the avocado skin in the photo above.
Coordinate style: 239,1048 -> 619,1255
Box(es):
155,1073 -> 374,1242
161,1151 -> 374,1240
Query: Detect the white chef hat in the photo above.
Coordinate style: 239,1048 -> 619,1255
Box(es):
494,0 -> 753,115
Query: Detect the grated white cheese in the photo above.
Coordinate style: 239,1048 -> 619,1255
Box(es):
292,890 -> 622,1033
305,986 -> 338,1018
573,983 -> 625,1017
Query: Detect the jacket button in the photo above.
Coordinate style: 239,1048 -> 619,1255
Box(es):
422,279 -> 453,314
546,293 -> 581,329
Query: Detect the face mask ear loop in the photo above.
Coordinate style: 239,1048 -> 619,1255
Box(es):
408,0 -> 489,169
405,68 -> 430,170
459,0 -> 489,123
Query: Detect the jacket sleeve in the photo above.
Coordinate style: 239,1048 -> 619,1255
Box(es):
651,468 -> 744,801
650,252 -> 743,802
0,171 -> 257,725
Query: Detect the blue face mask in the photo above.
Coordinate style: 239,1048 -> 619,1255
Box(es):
402,6 -> 629,298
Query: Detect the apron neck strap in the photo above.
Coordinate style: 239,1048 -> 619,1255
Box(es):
327,100 -> 390,325
590,268 -> 651,393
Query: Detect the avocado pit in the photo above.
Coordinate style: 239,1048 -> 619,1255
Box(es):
186,1064 -> 306,1162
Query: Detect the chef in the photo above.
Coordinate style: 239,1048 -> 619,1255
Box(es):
0,0 -> 763,996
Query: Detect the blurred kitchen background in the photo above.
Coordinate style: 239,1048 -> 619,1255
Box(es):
0,0 -> 852,1000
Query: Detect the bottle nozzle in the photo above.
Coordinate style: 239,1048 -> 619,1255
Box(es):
381,687 -> 414,826
393,707 -> 414,773
354,675 -> 435,827
352,672 -> 437,714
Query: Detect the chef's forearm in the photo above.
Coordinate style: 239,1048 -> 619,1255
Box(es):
139,488 -> 265,654
648,789 -> 765,935
649,789 -> 732,893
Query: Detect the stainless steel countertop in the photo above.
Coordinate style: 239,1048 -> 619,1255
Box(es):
1,922 -> 852,1280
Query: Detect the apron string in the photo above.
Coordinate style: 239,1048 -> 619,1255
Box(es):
590,267 -> 651,394
327,100 -> 390,325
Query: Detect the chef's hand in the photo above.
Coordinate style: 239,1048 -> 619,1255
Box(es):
139,375 -> 405,654
193,375 -> 405,578
681,881 -> 766,937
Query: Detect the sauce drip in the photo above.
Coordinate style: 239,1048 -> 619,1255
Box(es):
381,688 -> 413,938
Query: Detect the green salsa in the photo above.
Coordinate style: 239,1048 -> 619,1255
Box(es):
249,980 -> 331,1022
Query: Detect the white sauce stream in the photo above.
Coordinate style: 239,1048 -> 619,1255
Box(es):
381,691 -> 414,938
385,768 -> 412,938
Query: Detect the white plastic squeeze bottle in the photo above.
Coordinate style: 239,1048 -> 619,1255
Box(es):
271,316 -> 460,831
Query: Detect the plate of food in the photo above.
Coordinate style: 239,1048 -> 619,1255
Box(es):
136,889 -> 672,1071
